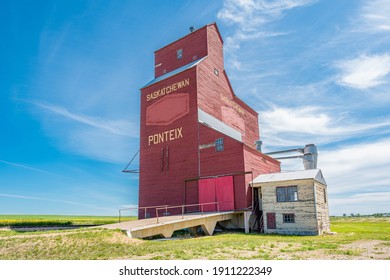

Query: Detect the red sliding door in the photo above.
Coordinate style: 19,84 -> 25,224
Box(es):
198,176 -> 234,212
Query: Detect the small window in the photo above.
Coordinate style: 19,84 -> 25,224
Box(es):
276,186 -> 298,202
324,189 -> 327,203
283,213 -> 295,223
177,49 -> 183,60
214,68 -> 219,76
215,138 -> 224,152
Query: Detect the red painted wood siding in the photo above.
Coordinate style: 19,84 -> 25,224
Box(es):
139,69 -> 199,218
184,180 -> 199,213
196,56 -> 260,148
198,178 -> 216,212
243,146 -> 280,207
198,124 -> 245,177
154,26 -> 208,78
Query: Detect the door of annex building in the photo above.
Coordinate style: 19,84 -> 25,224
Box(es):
198,176 -> 235,211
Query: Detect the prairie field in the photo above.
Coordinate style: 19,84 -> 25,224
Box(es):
0,215 -> 134,227
0,216 -> 389,260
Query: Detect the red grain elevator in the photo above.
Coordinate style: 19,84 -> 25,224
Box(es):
139,23 -> 280,219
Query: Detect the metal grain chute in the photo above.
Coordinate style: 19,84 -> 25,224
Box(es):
265,144 -> 318,170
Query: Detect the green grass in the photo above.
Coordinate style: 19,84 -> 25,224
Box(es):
0,216 -> 389,260
0,215 -> 136,227
330,216 -> 390,241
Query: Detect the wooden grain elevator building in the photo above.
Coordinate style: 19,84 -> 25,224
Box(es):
138,23 -> 281,219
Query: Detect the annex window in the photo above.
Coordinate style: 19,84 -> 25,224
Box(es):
177,49 -> 183,60
215,138 -> 224,152
276,186 -> 298,202
283,213 -> 295,223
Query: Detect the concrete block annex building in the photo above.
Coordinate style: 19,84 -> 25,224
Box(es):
136,23 -> 330,236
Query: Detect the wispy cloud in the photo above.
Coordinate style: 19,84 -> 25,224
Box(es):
320,139 -> 390,215
0,192 -> 116,212
267,138 -> 390,215
66,128 -> 136,163
360,0 -> 390,32
0,159 -> 58,176
320,138 -> 390,192
215,0 -> 390,216
31,101 -> 137,137
218,0 -> 314,29
259,105 -> 390,147
335,54 -> 390,89
24,100 -> 138,163
217,0 -> 315,56
331,192 -> 390,215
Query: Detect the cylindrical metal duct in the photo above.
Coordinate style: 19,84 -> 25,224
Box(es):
303,144 -> 318,169
255,140 -> 262,152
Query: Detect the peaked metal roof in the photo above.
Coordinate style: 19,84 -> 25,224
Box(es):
198,109 -> 242,142
252,169 -> 327,186
141,57 -> 206,89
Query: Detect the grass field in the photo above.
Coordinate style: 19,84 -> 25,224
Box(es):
0,216 -> 389,260
0,215 -> 135,227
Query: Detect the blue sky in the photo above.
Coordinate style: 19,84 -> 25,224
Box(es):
1,0 -> 389,216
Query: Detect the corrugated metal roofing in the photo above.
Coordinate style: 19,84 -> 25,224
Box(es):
141,57 -> 206,89
251,169 -> 326,186
198,109 -> 242,142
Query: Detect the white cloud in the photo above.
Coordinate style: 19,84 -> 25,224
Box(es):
330,192 -> 390,216
0,192 -> 116,212
216,1 -> 390,216
335,192 -> 390,204
267,138 -> 390,215
32,101 -> 137,137
218,0 -> 314,28
0,159 -> 59,176
28,100 -> 138,163
335,54 -> 390,89
320,138 -> 390,193
317,139 -> 390,215
66,127 -> 135,163
217,0 -> 315,67
360,0 -> 390,32
259,105 -> 390,147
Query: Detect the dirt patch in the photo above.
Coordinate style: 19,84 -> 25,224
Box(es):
105,231 -> 143,245
275,240 -> 390,260
338,240 -> 390,259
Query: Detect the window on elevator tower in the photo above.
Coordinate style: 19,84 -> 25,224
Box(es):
215,138 -> 224,152
177,49 -> 183,60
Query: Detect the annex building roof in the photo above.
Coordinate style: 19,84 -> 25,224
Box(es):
251,169 -> 326,186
